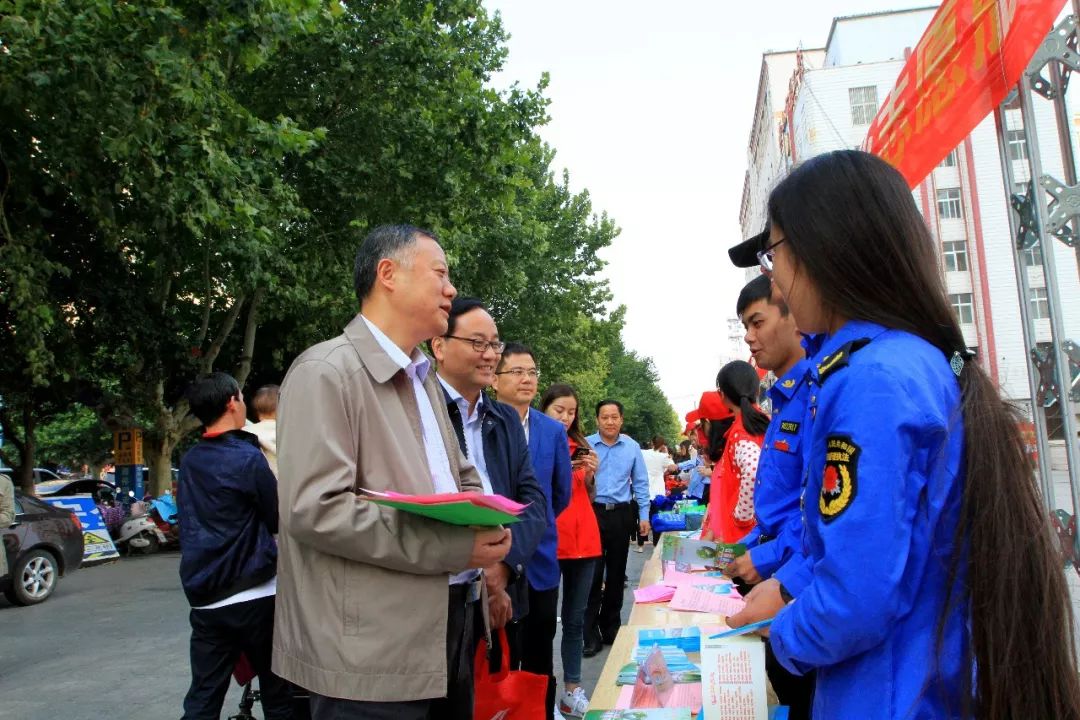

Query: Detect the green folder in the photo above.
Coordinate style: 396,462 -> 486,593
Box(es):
366,496 -> 521,527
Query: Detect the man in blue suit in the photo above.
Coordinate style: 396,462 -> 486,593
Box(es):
492,341 -> 572,718
431,298 -> 548,640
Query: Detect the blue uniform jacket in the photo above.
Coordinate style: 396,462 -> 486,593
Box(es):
738,357 -> 813,580
524,408 -> 572,591
770,320 -> 969,719
444,393 -> 547,619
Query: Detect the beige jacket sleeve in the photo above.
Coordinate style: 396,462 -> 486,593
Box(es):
278,358 -> 474,575
0,474 -> 14,528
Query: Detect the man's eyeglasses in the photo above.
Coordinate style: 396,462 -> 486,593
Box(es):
495,368 -> 541,379
757,238 -> 786,272
445,335 -> 506,354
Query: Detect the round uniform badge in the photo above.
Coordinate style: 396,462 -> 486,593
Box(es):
820,435 -> 860,522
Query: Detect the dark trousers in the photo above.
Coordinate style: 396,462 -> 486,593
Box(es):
309,584 -> 480,720
637,500 -> 661,546
586,502 -> 635,643
766,639 -> 815,720
505,584 -> 558,716
182,594 -> 292,720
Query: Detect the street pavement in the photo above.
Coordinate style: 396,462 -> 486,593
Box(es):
0,545 -> 649,720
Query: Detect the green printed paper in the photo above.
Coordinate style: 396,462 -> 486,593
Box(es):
365,497 -> 520,527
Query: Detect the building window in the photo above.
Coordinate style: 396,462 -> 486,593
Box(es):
1008,130 -> 1029,161
942,240 -> 968,272
1023,243 -> 1043,267
937,188 -> 963,219
949,293 -> 974,325
1030,287 -> 1049,319
939,150 -> 958,167
849,86 -> 878,126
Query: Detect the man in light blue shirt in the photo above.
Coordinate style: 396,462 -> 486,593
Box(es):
583,399 -> 649,655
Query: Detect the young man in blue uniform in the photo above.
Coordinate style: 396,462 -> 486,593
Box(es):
721,265 -> 817,719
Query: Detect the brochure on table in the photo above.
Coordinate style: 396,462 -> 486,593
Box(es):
700,635 -> 768,720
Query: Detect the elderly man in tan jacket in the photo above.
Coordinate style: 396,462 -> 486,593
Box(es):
273,225 -> 512,720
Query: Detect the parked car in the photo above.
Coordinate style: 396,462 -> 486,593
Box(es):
0,467 -> 62,484
36,478 -> 117,501
1,489 -> 84,605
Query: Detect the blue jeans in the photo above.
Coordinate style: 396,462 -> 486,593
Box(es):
559,557 -> 598,685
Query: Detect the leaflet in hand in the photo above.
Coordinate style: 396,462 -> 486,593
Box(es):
359,489 -> 526,526
668,584 -> 747,616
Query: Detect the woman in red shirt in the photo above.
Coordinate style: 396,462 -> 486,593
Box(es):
541,383 -> 601,718
702,361 -> 769,544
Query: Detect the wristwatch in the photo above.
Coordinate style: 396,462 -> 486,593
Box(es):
778,582 -> 794,604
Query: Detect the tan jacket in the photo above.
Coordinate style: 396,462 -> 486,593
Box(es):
272,315 -> 481,702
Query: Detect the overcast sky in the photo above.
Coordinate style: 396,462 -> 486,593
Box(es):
485,0 -> 925,420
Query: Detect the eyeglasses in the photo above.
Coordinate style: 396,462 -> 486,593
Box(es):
445,335 -> 506,354
495,368 -> 541,379
757,238 -> 786,272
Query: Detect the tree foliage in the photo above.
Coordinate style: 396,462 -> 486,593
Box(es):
0,0 -> 677,489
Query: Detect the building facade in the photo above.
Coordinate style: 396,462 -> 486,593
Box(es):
739,6 -> 1080,436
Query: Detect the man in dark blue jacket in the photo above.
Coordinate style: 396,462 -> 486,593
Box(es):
431,298 -> 547,639
177,372 -> 291,720
492,342 -> 573,717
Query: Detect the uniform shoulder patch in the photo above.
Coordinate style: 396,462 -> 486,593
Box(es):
820,435 -> 859,522
816,338 -> 871,384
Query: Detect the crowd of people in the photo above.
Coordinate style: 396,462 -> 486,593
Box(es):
173,149 -> 1080,720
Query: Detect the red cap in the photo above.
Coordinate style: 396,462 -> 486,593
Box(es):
685,409 -> 700,424
697,390 -> 733,421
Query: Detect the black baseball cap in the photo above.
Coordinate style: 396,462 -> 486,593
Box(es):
728,228 -> 769,268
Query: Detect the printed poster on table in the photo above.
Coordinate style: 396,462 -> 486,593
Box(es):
40,494 -> 121,565
700,635 -> 768,720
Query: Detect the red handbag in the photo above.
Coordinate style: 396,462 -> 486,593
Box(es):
473,628 -> 548,720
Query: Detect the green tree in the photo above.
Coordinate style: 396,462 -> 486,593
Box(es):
1,0 -> 678,488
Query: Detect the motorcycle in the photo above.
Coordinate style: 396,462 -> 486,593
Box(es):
112,501 -> 168,555
146,492 -> 180,549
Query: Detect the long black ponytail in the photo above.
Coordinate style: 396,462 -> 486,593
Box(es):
768,149 -> 1080,719
716,360 -> 770,436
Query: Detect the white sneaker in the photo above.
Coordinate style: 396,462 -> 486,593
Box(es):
558,687 -> 590,718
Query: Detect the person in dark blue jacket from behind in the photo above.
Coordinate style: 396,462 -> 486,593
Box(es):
178,372 -> 292,720
726,150 -> 1080,719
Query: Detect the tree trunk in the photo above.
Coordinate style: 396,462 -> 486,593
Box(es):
144,437 -> 178,496
16,404 -> 36,494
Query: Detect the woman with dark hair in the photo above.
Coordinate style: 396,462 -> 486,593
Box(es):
701,361 -> 768,544
540,383 -> 601,718
729,149 -> 1080,719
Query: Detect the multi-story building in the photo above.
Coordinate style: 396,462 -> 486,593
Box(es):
739,6 -> 1080,439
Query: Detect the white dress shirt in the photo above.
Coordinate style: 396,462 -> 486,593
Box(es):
437,376 -> 493,495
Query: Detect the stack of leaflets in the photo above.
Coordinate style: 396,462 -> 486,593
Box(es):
638,627 -> 703,653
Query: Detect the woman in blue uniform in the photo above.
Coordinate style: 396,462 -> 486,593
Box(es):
728,150 -> 1080,719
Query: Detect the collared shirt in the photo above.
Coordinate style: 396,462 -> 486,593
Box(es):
586,432 -> 650,520
521,412 -> 530,442
437,376 -> 493,495
361,317 -> 476,586
361,316 -> 456,495
680,456 -> 710,499
739,356 -> 814,579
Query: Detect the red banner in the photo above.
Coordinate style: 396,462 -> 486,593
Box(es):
864,0 -> 1067,187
